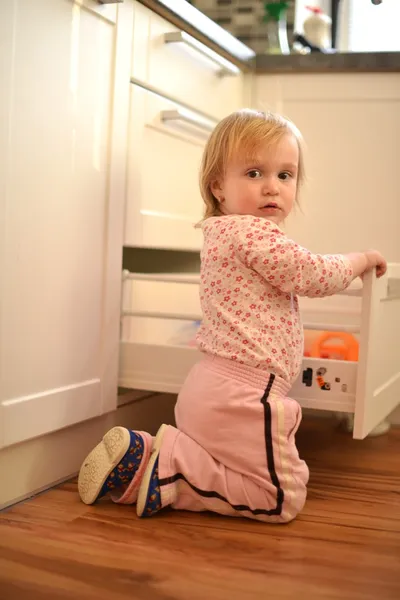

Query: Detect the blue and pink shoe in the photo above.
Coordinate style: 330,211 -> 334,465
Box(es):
78,426 -> 153,505
136,424 -> 167,518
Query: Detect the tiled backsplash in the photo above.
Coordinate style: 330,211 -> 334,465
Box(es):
190,1 -> 296,53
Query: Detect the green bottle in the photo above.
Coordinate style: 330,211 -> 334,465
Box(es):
263,2 -> 290,55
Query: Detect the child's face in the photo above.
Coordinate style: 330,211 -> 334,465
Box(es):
212,134 -> 299,225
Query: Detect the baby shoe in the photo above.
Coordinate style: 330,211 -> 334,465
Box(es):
136,424 -> 167,518
78,426 -> 153,505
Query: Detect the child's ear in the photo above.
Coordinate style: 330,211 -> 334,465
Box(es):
211,180 -> 224,202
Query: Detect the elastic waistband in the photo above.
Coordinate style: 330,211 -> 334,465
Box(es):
202,354 -> 291,397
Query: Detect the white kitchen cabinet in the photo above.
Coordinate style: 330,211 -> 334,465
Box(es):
125,1 -> 248,252
0,0 -> 133,450
131,1 -> 245,120
0,0 -> 252,509
124,83 -> 212,250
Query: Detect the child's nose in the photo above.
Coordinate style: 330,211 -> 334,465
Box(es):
262,177 -> 279,195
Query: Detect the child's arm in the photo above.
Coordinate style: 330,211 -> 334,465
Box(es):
235,219 -> 387,298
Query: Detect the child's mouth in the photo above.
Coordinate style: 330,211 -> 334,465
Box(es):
261,203 -> 280,210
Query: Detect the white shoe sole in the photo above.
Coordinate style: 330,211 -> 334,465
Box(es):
136,424 -> 167,517
78,426 -> 131,505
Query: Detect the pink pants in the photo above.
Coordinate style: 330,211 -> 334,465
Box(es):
158,355 -> 309,523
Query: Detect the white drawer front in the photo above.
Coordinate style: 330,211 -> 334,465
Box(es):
132,2 -> 244,119
125,84 -> 214,250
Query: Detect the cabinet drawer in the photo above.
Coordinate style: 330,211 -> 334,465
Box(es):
118,268 -> 400,439
120,272 -> 202,392
125,84 -> 217,251
132,2 -> 244,119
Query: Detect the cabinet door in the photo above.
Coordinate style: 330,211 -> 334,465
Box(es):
125,84 -> 212,251
0,0 -> 132,449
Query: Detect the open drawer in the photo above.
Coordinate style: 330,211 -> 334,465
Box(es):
119,265 -> 400,439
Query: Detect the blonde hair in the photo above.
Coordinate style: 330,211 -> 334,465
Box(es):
199,108 -> 305,222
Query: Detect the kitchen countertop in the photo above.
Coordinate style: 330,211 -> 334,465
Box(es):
138,0 -> 400,74
255,51 -> 400,74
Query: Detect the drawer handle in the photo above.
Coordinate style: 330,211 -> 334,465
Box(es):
164,31 -> 240,76
123,309 -> 202,321
160,109 -> 216,134
123,271 -> 200,284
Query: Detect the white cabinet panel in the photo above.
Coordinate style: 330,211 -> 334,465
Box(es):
2,379 -> 101,448
0,0 -> 132,448
125,84 -> 209,250
132,1 -> 244,119
254,74 -> 400,259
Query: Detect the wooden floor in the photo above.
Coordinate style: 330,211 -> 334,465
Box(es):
0,417 -> 399,600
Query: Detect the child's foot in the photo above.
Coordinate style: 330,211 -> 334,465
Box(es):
136,424 -> 167,518
78,426 -> 153,505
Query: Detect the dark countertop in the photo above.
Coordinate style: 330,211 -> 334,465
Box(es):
138,0 -> 400,74
255,51 -> 400,74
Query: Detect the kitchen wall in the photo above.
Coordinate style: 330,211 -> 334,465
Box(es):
191,1 -> 400,53
190,0 -> 296,54
340,0 -> 400,52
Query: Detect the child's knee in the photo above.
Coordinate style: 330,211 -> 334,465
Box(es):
253,479 -> 307,524
279,481 -> 308,523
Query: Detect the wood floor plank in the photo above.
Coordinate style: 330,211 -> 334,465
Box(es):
0,418 -> 399,600
0,514 -> 398,600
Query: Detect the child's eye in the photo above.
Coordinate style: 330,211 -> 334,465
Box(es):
246,169 -> 262,179
279,172 -> 292,181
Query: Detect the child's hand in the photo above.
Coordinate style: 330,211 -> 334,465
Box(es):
364,249 -> 387,278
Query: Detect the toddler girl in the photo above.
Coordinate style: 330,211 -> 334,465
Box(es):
78,109 -> 386,523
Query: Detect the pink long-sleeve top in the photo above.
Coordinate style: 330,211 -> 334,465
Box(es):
196,215 -> 353,384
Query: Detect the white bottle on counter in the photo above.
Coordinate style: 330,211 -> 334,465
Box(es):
303,5 -> 332,50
